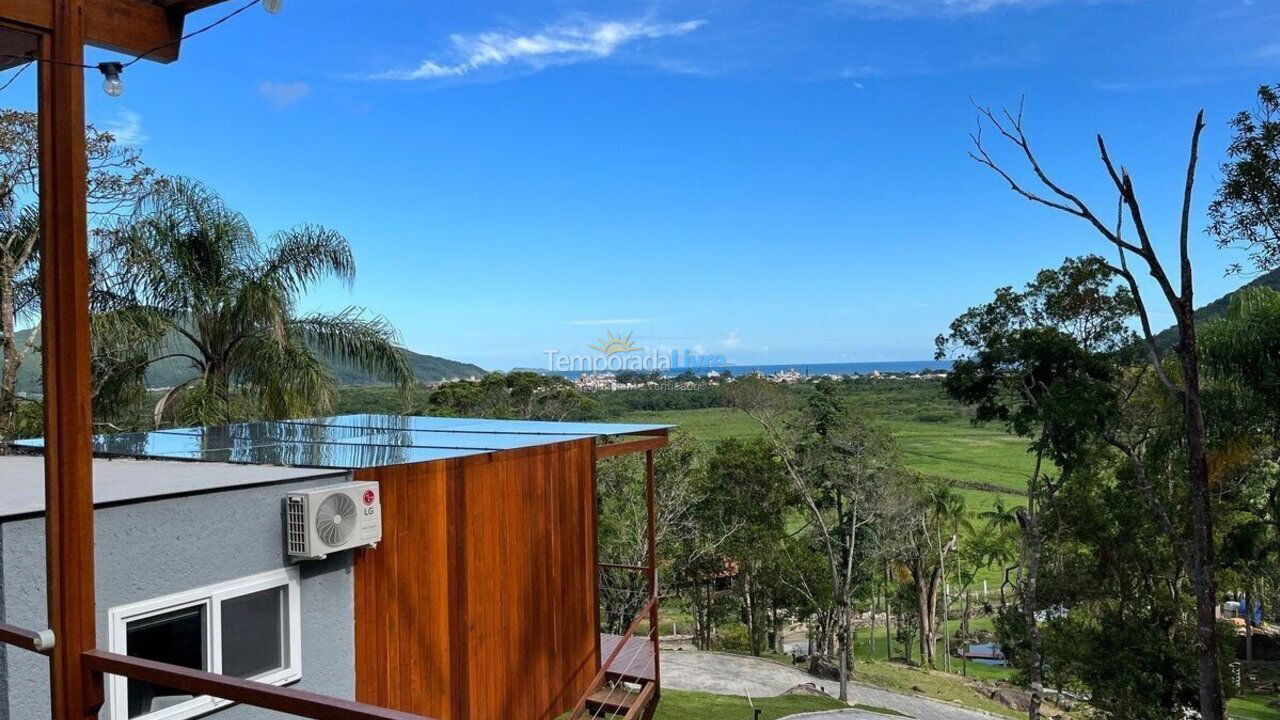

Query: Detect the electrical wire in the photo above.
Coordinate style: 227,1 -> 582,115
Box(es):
124,0 -> 262,67
0,61 -> 33,92
0,0 -> 266,91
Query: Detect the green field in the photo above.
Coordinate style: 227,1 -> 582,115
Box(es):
617,400 -> 1035,520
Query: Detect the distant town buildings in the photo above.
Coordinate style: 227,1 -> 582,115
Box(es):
569,368 -> 948,390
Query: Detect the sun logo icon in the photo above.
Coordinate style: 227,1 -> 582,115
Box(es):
589,330 -> 641,356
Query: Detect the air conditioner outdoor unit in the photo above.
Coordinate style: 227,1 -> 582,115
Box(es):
286,481 -> 382,560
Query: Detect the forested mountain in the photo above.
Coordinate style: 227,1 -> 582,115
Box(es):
1152,267 -> 1280,350
3,326 -> 485,393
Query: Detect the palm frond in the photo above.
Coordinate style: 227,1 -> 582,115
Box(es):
260,224 -> 356,294
236,334 -> 338,419
289,307 -> 414,389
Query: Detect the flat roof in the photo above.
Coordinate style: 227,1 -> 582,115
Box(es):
0,455 -> 340,520
10,414 -> 672,471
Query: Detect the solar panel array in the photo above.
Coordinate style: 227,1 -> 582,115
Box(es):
11,414 -> 670,470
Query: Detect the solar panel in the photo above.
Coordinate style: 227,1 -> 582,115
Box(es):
11,414 -> 671,470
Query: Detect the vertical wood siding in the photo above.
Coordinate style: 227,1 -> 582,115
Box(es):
354,439 -> 598,720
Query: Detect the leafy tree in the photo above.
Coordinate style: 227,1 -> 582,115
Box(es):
726,377 -> 900,699
425,371 -> 593,420
701,437 -> 793,655
1209,84 -> 1280,274
937,255 -> 1135,718
106,177 -> 412,425
0,109 -> 153,441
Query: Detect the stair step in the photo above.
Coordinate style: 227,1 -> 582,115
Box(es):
585,686 -> 643,714
605,668 -> 652,683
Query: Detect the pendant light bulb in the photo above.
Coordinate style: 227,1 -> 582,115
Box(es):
98,62 -> 124,98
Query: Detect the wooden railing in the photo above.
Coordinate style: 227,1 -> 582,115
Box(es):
0,624 -> 436,720
0,621 -> 53,655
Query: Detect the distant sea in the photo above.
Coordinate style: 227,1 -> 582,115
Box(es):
552,360 -> 952,380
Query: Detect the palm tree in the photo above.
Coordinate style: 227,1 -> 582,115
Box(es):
106,177 -> 413,426
977,497 -> 1022,609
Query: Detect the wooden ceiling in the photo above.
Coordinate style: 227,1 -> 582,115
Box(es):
0,0 -> 238,71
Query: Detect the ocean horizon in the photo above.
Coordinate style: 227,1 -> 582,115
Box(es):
550,359 -> 952,380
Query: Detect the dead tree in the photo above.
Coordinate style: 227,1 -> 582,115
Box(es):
970,100 -> 1221,720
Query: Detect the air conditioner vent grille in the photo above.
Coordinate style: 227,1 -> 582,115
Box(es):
286,497 -> 308,556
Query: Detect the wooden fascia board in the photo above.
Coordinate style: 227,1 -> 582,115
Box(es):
2,0 -> 185,62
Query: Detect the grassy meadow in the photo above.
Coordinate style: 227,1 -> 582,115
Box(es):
616,377 -> 1037,520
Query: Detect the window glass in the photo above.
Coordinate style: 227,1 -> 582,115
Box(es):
124,605 -> 207,719
220,586 -> 286,679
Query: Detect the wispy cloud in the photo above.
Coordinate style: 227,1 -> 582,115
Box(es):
1093,76 -> 1206,92
566,317 -> 671,326
259,80 -> 311,109
370,17 -> 705,81
720,328 -> 743,348
835,0 -> 1099,18
102,109 -> 146,146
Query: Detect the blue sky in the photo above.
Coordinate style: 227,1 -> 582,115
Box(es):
7,0 -> 1280,370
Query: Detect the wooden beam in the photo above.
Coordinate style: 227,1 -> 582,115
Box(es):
0,25 -> 39,70
37,5 -> 100,718
594,435 -> 667,459
3,0 -> 184,62
82,651 -> 436,720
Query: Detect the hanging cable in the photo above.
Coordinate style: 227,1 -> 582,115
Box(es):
0,61 -> 33,93
0,0 -> 273,96
124,0 -> 262,67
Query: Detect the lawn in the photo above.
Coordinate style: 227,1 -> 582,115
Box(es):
1230,693 -> 1280,720
847,660 -> 1026,719
653,688 -> 847,720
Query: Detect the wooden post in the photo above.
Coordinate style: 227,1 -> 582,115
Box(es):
37,0 -> 101,716
645,449 -> 660,700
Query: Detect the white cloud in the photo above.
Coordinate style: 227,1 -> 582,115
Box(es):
567,317 -> 670,326
102,109 -> 146,146
372,17 -> 706,81
836,0 -> 1091,17
258,81 -> 311,109
720,328 -> 743,348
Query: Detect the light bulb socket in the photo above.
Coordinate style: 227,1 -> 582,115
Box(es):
97,61 -> 123,78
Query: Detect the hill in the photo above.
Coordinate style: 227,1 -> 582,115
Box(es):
4,326 -> 486,393
1152,268 -> 1280,350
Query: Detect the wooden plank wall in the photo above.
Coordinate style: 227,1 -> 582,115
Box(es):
354,438 -> 599,720
353,460 -> 454,718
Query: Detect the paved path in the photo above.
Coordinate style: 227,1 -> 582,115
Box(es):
659,649 -> 1002,720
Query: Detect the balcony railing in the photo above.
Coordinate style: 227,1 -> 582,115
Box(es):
0,621 -> 436,720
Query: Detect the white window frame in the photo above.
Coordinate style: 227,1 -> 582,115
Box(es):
106,567 -> 303,720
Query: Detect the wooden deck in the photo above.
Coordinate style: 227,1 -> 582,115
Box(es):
599,634 -> 655,683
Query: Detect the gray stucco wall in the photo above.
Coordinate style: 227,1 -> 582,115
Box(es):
0,473 -> 356,720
